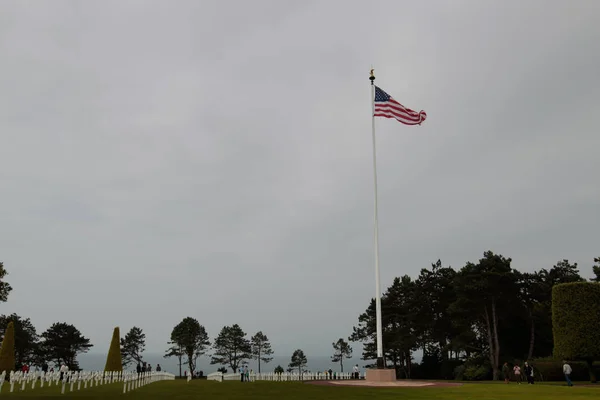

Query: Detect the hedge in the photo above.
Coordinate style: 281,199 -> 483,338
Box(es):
104,327 -> 123,372
532,359 -> 600,381
552,282 -> 600,381
0,321 -> 15,375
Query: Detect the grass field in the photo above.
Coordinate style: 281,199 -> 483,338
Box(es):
0,379 -> 598,399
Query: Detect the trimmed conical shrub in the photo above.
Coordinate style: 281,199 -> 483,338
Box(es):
0,321 -> 16,374
104,327 -> 123,372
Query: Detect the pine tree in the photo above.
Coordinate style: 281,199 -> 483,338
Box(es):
0,321 -> 16,374
104,327 -> 123,372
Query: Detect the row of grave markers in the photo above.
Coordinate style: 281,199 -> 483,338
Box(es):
0,370 -> 175,395
207,371 -> 364,382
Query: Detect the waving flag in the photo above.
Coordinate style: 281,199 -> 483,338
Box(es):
373,86 -> 427,125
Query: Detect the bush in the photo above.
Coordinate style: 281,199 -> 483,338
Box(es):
453,358 -> 491,381
552,282 -> 600,382
0,321 -> 15,375
463,364 -> 490,381
530,358 -> 600,381
104,327 -> 123,372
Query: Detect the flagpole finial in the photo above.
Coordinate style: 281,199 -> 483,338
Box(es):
370,68 -> 375,84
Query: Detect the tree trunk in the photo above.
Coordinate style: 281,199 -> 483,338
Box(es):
586,359 -> 597,383
258,350 -> 262,374
491,298 -> 501,377
340,359 -> 344,373
178,355 -> 182,377
406,351 -> 412,379
527,315 -> 535,361
188,357 -> 194,379
484,306 -> 499,380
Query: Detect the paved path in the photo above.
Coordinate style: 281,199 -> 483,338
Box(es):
307,380 -> 463,388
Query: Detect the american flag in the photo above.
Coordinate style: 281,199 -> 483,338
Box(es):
373,86 -> 427,126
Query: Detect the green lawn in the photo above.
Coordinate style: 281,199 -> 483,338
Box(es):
0,379 -> 597,399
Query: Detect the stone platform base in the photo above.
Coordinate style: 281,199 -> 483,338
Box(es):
365,368 -> 397,382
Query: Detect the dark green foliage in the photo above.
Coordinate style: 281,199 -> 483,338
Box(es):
331,338 -> 352,372
552,281 -> 600,382
0,321 -> 15,373
250,331 -> 274,373
289,349 -> 307,375
0,314 -> 38,369
170,317 -> 210,376
120,326 -> 146,367
532,358 -> 600,381
164,342 -> 184,377
39,322 -> 93,370
104,327 -> 122,372
0,262 -> 12,303
351,252 -> 595,382
274,365 -> 284,374
211,324 -> 251,373
592,257 -> 600,282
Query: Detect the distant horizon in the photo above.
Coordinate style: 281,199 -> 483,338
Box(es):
74,353 -> 386,375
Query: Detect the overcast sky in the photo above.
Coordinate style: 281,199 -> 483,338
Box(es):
1,0 -> 599,357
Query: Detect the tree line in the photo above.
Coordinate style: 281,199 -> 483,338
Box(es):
349,251 -> 600,380
0,259 -> 356,376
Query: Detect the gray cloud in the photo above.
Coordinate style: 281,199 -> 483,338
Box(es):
1,0 -> 599,357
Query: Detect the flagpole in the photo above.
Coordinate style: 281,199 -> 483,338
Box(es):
369,68 -> 384,369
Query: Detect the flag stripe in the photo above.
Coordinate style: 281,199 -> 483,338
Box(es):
373,86 -> 427,126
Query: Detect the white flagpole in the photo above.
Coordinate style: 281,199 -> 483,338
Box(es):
369,68 -> 384,369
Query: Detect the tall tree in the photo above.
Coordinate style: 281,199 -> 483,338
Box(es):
164,342 -> 184,377
120,327 -> 146,367
289,349 -> 307,376
414,261 -> 458,357
39,322 -> 93,370
170,317 -> 210,377
250,331 -> 274,373
450,251 -> 519,380
0,262 -> 12,303
211,324 -> 251,373
0,314 -> 39,369
383,275 -> 421,378
331,338 -> 352,372
349,298 -> 377,362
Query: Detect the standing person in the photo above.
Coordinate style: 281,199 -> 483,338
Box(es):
240,367 -> 244,382
147,364 -> 152,373
353,364 -> 359,379
502,362 -> 510,384
245,365 -> 249,382
513,364 -> 522,384
136,363 -> 141,374
524,362 -> 534,384
563,360 -> 573,386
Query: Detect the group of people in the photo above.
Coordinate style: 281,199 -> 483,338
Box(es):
502,360 -> 573,386
136,362 -> 161,374
239,365 -> 251,382
317,365 -> 361,379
